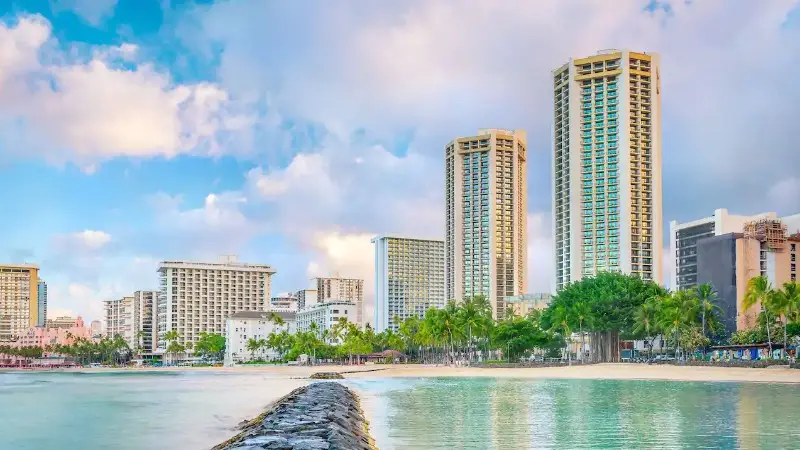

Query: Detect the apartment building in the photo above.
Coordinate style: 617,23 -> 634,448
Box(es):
157,258 -> 275,350
46,316 -> 80,329
553,50 -> 663,290
133,290 -> 158,352
314,277 -> 364,325
270,294 -> 298,312
104,296 -> 135,345
505,293 -> 553,317
445,129 -> 528,319
37,280 -> 47,327
224,310 -> 296,363
0,264 -> 39,342
296,289 -> 318,311
372,235 -> 446,332
696,218 -> 800,335
296,301 -> 357,343
671,210 -> 800,290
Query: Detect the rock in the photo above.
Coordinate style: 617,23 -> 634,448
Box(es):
214,383 -> 376,450
309,372 -> 344,379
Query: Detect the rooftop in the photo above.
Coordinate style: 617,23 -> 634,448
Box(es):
228,311 -> 295,321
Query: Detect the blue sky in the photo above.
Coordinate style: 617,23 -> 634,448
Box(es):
1,0 -> 799,323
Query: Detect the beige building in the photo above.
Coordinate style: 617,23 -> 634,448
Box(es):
553,50 -> 663,290
46,316 -> 80,329
133,290 -> 158,352
158,258 -> 275,350
505,293 -> 553,317
314,277 -> 364,326
0,264 -> 39,342
104,296 -> 135,345
372,235 -> 446,332
445,129 -> 528,319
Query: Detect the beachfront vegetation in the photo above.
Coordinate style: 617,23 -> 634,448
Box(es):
0,334 -> 132,365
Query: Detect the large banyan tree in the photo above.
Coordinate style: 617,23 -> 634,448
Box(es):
542,272 -> 667,363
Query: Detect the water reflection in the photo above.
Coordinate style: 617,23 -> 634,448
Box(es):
360,378 -> 800,449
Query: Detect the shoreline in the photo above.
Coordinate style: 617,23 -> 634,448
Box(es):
4,363 -> 800,384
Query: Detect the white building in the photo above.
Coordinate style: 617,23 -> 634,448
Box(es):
225,310 -> 295,363
296,288 -> 318,311
445,129 -> 528,319
669,210 -> 800,290
133,290 -> 158,352
104,296 -> 134,346
296,301 -> 357,343
314,277 -> 364,326
157,257 -> 276,351
371,235 -> 446,332
553,50 -> 663,290
270,293 -> 298,312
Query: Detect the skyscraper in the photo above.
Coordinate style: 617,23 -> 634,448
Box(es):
372,235 -> 446,332
0,264 -> 39,342
553,50 -> 663,290
37,280 -> 47,327
445,129 -> 527,319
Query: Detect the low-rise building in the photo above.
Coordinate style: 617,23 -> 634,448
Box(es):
270,294 -> 298,312
224,311 -> 295,363
505,293 -> 553,317
315,277 -> 364,326
11,316 -> 97,349
46,316 -> 80,329
296,301 -> 357,343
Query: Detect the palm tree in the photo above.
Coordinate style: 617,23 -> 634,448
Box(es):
572,301 -> 591,361
549,305 -> 572,362
772,282 -> 800,359
268,312 -> 286,329
633,298 -> 660,359
695,283 -> 718,340
743,276 -> 774,357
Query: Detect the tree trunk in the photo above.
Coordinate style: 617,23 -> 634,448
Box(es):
765,311 -> 773,357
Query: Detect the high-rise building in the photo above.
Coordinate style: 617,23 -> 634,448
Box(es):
90,320 -> 103,337
670,210 -> 800,290
104,296 -> 134,345
157,258 -> 275,350
296,288 -> 318,311
37,280 -> 47,327
314,277 -> 364,326
553,50 -> 663,290
371,235 -> 446,332
0,264 -> 39,342
133,290 -> 158,352
445,129 -> 527,319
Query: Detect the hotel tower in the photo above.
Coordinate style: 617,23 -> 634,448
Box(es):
553,50 -> 663,290
445,129 -> 527,319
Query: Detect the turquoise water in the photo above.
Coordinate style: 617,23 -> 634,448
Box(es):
2,372 -> 800,449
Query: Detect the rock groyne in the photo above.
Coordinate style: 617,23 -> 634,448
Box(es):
214,382 -> 376,450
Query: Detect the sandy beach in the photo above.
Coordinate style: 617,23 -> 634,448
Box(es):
12,363 -> 800,384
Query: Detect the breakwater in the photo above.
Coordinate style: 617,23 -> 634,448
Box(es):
214,382 -> 376,450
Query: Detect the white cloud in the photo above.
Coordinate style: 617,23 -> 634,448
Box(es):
51,0 -> 119,26
0,15 -> 249,169
52,230 -> 112,252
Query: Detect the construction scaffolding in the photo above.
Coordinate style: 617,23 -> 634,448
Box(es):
743,218 -> 788,252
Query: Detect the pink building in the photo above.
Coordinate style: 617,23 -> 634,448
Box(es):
11,316 -> 98,348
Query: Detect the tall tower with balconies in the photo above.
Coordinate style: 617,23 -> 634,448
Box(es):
553,50 -> 663,290
445,129 -> 527,319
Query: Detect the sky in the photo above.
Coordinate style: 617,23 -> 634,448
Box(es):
0,0 -> 799,324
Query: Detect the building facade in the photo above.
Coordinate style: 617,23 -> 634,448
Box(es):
296,289 -> 318,311
224,310 -> 295,364
104,296 -> 135,345
37,280 -> 47,327
671,210 -> 800,290
133,290 -> 158,352
11,317 -> 96,349
270,294 -> 299,312
90,320 -> 103,338
505,293 -> 553,317
696,219 -> 800,335
46,316 -> 80,329
445,129 -> 528,319
157,258 -> 275,350
314,277 -> 364,326
0,264 -> 39,342
553,50 -> 663,291
296,301 -> 357,342
372,235 -> 446,332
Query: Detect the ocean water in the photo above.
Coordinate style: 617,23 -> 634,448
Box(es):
2,371 -> 800,449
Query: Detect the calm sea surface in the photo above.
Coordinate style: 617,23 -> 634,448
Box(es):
2,371 -> 800,449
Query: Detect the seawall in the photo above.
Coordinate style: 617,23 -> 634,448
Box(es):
213,382 -> 377,450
